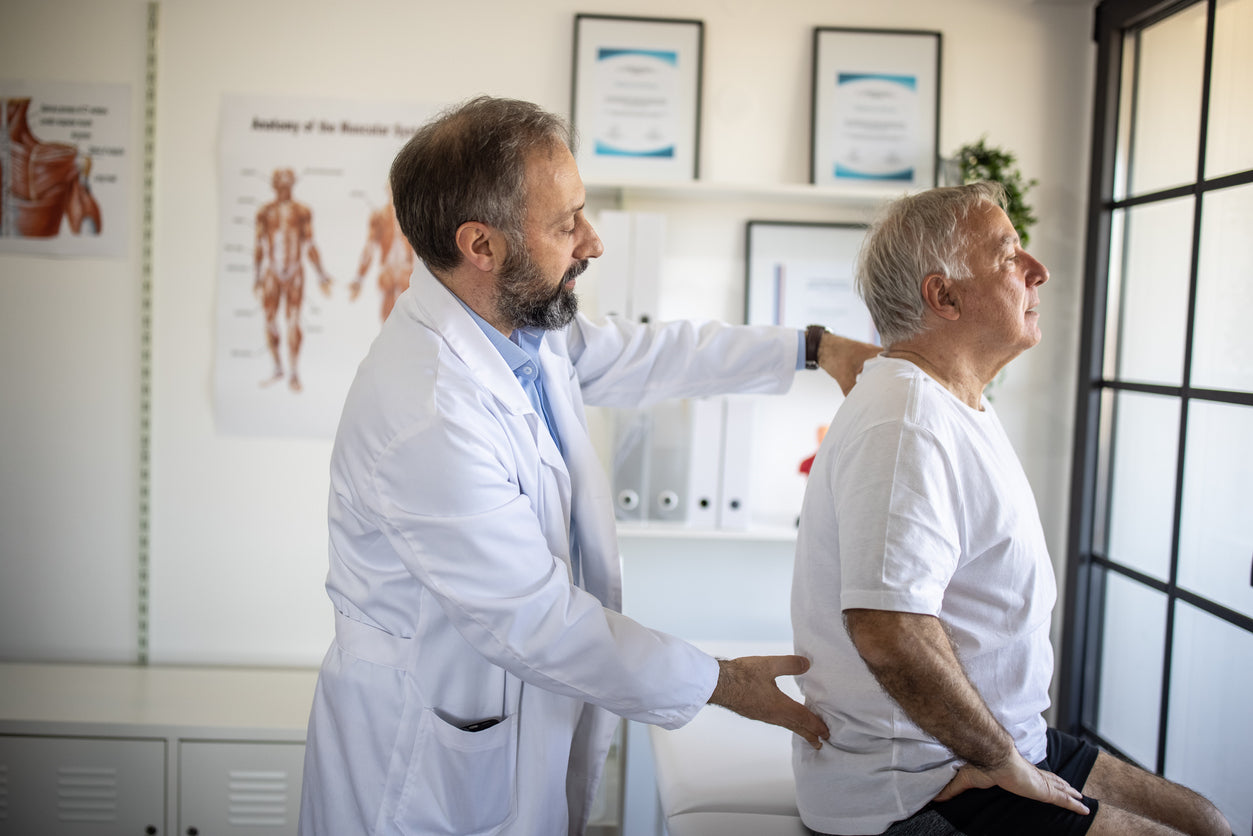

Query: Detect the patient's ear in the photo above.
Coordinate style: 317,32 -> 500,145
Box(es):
922,273 -> 962,322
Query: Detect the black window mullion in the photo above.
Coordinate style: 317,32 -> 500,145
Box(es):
1098,379 -> 1253,406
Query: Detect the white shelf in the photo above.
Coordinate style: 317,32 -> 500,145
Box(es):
616,521 -> 798,543
585,177 -> 901,208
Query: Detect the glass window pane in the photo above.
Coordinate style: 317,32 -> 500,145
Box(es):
1112,34 -> 1137,204
1177,400 -> 1253,620
1100,212 -> 1127,381
1165,602 -> 1253,836
1126,3 -> 1207,196
1107,198 -> 1194,386
1091,390 -> 1116,552
1205,0 -> 1253,179
1191,183 -> 1253,392
1105,392 -> 1179,581
1094,573 -> 1167,768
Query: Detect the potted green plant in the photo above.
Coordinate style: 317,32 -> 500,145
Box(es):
951,137 -> 1038,246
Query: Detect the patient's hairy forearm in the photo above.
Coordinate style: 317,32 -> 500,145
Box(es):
846,609 -> 1016,771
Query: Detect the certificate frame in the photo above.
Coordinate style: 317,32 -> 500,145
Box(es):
810,27 -> 941,191
744,220 -> 879,346
570,13 -> 704,182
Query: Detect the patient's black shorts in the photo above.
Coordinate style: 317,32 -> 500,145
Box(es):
924,727 -> 1101,836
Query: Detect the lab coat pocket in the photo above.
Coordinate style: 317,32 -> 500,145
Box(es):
395,708 -> 519,835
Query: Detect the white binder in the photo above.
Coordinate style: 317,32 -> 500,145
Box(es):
718,397 -> 754,530
685,397 -> 724,529
630,212 -> 664,324
603,210 -> 668,524
647,399 -> 690,523
611,408 -> 651,523
593,210 -> 632,320
593,209 -> 664,323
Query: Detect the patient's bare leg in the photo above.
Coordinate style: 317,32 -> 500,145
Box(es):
1084,751 -> 1230,836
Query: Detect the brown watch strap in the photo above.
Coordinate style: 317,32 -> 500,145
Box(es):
805,324 -> 826,370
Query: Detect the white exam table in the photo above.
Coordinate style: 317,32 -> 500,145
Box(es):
648,641 -> 808,836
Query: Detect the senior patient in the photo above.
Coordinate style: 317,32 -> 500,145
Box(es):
791,183 -> 1232,836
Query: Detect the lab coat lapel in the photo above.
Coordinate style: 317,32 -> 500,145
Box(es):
538,338 -> 622,613
406,270 -> 528,413
407,270 -> 575,571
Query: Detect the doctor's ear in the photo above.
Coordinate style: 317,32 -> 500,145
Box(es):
454,222 -> 506,273
922,273 -> 962,322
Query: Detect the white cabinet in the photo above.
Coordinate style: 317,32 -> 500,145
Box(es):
0,664 -> 316,836
179,741 -> 306,835
0,736 -> 165,836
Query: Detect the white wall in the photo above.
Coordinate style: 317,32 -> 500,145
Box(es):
0,0 -> 150,662
1,0 -> 1095,671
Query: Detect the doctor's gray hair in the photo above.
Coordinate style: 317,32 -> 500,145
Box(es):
390,96 -> 576,275
856,181 -> 1008,347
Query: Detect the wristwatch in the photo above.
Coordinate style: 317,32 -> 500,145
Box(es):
805,324 -> 827,370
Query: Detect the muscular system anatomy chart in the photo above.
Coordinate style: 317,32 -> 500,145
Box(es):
215,95 -> 435,438
350,181 -> 415,324
0,81 -> 129,257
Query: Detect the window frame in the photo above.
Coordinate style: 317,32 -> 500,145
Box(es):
1060,0 -> 1253,777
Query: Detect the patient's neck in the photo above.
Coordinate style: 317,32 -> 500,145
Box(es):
881,343 -> 987,411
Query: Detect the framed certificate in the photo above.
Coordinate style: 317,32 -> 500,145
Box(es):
810,27 -> 941,191
570,13 -> 704,182
744,220 -> 878,346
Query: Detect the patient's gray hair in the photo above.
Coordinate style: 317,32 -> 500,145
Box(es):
856,181 -> 1008,347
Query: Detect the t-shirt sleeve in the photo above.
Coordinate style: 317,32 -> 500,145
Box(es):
836,420 -> 961,616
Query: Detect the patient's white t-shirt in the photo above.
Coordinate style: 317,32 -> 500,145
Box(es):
792,356 -> 1055,835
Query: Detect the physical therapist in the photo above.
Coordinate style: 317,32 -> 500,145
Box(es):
298,96 -> 879,836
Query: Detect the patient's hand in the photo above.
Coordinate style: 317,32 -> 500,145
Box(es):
934,757 -> 1090,816
707,655 -> 830,750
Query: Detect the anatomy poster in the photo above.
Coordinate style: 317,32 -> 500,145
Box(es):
1,80 -> 130,257
215,94 -> 436,438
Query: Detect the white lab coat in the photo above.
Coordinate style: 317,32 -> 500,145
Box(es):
299,268 -> 799,836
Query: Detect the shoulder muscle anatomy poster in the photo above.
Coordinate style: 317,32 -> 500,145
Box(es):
215,94 -> 435,438
1,80 -> 131,257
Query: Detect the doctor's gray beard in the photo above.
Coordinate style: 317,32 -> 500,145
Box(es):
497,252 -> 587,331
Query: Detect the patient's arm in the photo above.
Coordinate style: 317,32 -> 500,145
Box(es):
844,608 -> 1089,813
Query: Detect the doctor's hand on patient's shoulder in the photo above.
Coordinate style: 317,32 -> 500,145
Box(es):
817,332 -> 881,396
708,655 -> 830,750
933,754 -> 1090,816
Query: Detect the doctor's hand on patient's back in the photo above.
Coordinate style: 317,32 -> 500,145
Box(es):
708,655 -> 830,749
817,332 -> 882,396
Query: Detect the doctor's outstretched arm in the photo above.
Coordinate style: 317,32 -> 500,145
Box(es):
708,654 -> 830,749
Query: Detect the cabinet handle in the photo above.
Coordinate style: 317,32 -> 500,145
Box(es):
145,828 -> 157,836
187,829 -> 199,836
